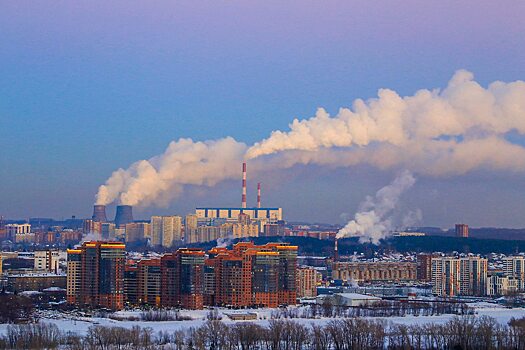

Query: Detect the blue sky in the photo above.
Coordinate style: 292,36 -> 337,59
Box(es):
1,1 -> 524,227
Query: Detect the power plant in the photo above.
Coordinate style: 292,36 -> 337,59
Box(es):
114,205 -> 134,228
196,162 -> 282,222
92,205 -> 108,222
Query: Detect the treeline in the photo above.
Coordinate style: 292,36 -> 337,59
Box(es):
271,300 -> 472,319
2,315 -> 525,349
187,235 -> 525,256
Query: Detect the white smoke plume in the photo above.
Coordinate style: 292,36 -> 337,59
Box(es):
80,231 -> 103,243
96,137 -> 247,206
336,171 -> 416,244
96,71 -> 525,207
401,209 -> 423,229
216,235 -> 234,248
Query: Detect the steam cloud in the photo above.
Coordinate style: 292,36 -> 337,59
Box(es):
96,70 -> 525,207
336,170 -> 416,244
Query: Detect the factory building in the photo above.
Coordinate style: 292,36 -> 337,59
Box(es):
196,207 -> 282,222
333,261 -> 417,282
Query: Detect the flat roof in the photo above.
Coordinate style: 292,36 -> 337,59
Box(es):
196,207 -> 281,210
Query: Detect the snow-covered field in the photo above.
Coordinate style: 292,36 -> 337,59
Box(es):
2,303 -> 525,336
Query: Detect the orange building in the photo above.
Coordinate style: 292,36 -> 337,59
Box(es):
206,242 -> 298,308
67,241 -> 126,310
161,248 -> 205,309
137,259 -> 161,307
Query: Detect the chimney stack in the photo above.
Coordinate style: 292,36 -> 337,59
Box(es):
92,205 -> 108,222
114,205 -> 134,228
334,239 -> 339,261
242,162 -> 247,208
257,182 -> 261,208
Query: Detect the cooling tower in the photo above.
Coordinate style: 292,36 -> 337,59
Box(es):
114,205 -> 134,227
92,205 -> 108,222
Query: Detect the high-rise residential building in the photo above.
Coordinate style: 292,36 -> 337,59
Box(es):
197,225 -> 220,242
67,241 -> 126,310
101,223 -> 116,239
296,266 -> 319,298
34,250 -> 59,272
125,222 -> 150,243
161,248 -> 205,309
184,214 -> 198,243
431,255 -> 487,297
416,253 -> 437,281
137,259 -> 161,307
206,242 -> 298,308
6,223 -> 31,240
66,249 -> 82,305
151,216 -> 183,247
455,224 -> 469,238
151,216 -> 162,246
83,220 -> 101,235
460,256 -> 488,296
432,257 -> 461,297
232,223 -> 259,239
124,265 -> 138,306
502,256 -> 525,290
252,251 -> 280,307
487,272 -> 520,296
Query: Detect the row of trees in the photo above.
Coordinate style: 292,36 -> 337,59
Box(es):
271,300 -> 472,319
2,315 -> 525,349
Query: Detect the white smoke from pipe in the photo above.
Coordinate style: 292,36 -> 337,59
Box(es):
246,70 -> 525,161
96,137 -> 247,206
336,171 -> 416,244
95,71 -> 525,207
401,209 -> 423,229
216,235 -> 234,248
80,231 -> 103,243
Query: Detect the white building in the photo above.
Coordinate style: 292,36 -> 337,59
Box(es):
316,293 -> 381,307
503,256 -> 525,290
487,274 -> 520,296
151,216 -> 182,248
34,250 -> 59,272
196,207 -> 282,222
6,223 -> 31,238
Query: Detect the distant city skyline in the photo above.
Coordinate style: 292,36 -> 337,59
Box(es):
1,1 -> 525,227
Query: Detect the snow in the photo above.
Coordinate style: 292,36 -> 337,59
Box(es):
1,304 -> 525,336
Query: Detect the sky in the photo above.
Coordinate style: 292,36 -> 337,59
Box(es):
1,1 -> 524,227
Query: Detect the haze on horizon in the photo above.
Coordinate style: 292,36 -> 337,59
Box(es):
1,1 -> 524,228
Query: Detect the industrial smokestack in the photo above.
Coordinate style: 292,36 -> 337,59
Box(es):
92,205 -> 108,222
257,182 -> 261,208
334,239 -> 339,261
242,162 -> 247,208
114,205 -> 133,228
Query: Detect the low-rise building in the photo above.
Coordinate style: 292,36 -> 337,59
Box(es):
333,261 -> 417,282
316,293 -> 381,307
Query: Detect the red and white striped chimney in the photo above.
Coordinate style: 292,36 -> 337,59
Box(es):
257,182 -> 261,208
242,162 -> 247,208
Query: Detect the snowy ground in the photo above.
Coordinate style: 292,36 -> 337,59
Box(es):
1,303 -> 525,336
